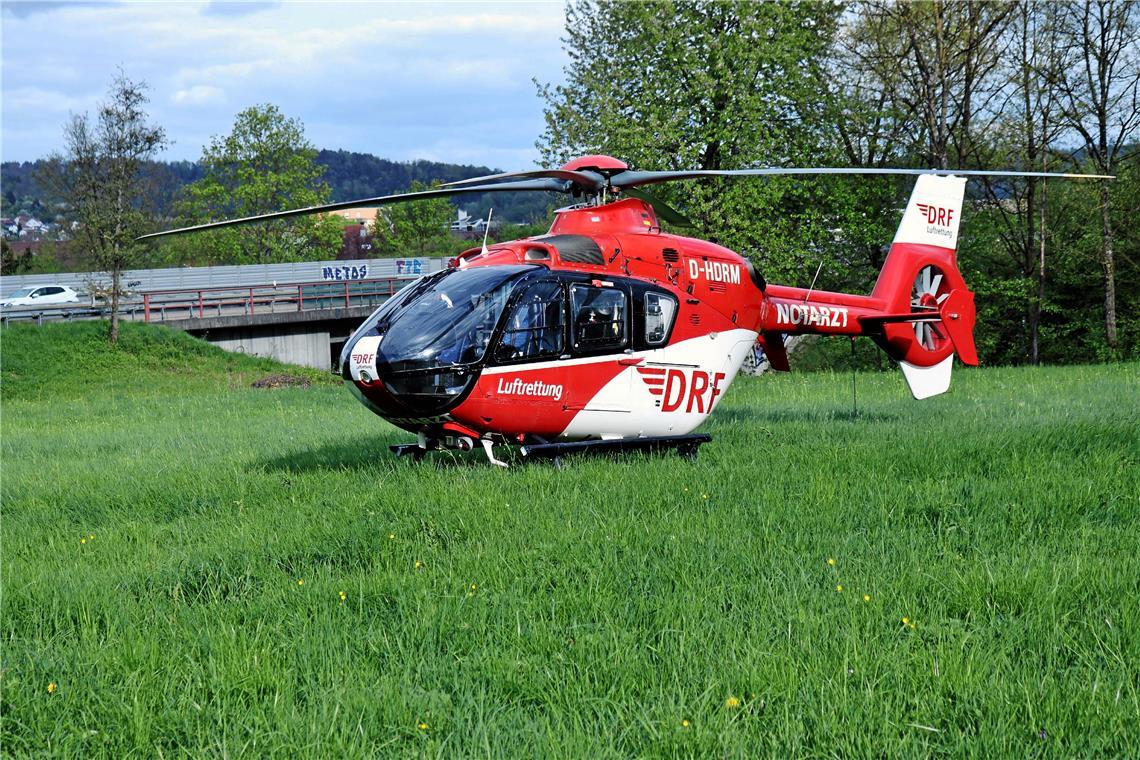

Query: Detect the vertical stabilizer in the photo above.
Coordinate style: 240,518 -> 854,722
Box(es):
892,174 -> 967,250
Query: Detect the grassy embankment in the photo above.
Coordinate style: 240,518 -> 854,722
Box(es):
1,322 -> 1137,757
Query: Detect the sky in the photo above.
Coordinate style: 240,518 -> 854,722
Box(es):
1,0 -> 568,170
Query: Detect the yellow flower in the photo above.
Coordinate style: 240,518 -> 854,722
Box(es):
80,538 -> 86,544
902,617 -> 909,625
827,558 -> 835,566
702,493 -> 709,500
415,561 -> 423,569
863,595 -> 871,602
724,696 -> 740,709
470,583 -> 477,591
418,721 -> 429,731
338,591 -> 347,602
681,719 -> 690,728
836,585 -> 843,592
683,487 -> 689,492
388,533 -> 396,540
47,682 -> 57,694
297,579 -> 304,586
88,534 -> 95,540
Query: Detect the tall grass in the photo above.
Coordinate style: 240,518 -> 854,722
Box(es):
2,324 -> 1137,756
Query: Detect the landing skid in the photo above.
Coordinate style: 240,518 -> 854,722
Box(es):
521,433 -> 712,466
389,443 -> 429,462
390,433 -> 712,467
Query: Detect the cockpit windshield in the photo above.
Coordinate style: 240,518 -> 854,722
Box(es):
360,265 -> 536,375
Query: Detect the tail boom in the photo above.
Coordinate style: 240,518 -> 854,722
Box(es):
754,173 -> 979,398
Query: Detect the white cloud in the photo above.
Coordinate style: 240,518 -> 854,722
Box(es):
2,1 -> 568,168
172,85 -> 226,106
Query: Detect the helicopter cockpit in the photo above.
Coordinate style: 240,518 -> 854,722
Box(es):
341,264 -> 537,414
340,261 -> 680,420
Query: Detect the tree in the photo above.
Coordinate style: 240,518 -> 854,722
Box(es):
38,72 -> 168,343
536,1 -> 857,288
1050,0 -> 1140,351
376,180 -> 455,256
0,239 -> 34,276
842,1 -> 1014,170
174,104 -> 342,265
969,0 -> 1068,364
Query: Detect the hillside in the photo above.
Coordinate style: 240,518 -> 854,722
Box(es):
0,321 -> 336,401
1,152 -> 558,224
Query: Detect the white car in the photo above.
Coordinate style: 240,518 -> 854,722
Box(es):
0,285 -> 82,308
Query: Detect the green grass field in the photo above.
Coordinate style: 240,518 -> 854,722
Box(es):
2,322 -> 1137,757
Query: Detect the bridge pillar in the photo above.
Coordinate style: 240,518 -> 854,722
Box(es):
201,325 -> 333,370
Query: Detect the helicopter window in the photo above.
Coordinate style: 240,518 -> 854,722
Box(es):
570,284 -> 627,351
375,265 -> 534,374
644,292 -> 677,346
495,281 -> 565,362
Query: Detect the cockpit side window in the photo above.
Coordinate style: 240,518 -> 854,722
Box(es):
644,292 -> 677,346
570,284 -> 627,352
494,281 -> 565,363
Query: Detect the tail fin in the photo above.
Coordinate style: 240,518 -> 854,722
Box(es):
870,174 -> 979,399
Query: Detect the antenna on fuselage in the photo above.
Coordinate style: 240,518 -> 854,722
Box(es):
480,208 -> 494,256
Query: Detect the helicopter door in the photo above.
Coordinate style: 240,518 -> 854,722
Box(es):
492,280 -> 566,364
568,282 -> 632,423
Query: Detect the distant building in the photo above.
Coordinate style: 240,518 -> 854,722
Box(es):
337,223 -> 375,260
326,207 -> 381,228
5,216 -> 51,239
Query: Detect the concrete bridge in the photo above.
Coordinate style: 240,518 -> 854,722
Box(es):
147,278 -> 414,369
1,257 -> 449,369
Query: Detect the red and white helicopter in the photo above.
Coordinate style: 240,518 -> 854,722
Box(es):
143,157 -> 1107,465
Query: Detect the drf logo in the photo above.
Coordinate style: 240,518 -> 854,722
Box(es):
637,367 -> 727,413
916,203 -> 955,227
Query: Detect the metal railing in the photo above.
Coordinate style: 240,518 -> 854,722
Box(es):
141,277 -> 410,322
0,277 -> 413,326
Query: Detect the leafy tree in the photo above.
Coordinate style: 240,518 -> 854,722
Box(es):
536,0 -> 856,289
1049,0 -> 1140,351
0,239 -> 34,275
375,180 -> 456,256
964,0 -> 1068,364
173,104 -> 342,264
38,72 -> 168,343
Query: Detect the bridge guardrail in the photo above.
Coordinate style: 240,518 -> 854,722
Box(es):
0,277 -> 416,326
140,277 -> 411,322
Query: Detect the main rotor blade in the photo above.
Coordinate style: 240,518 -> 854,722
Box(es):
443,169 -> 605,191
608,167 -> 1115,189
137,178 -> 571,240
621,186 -> 694,228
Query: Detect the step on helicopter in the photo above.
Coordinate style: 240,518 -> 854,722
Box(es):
142,157 -> 1109,466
